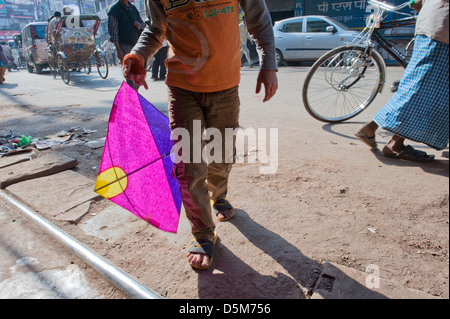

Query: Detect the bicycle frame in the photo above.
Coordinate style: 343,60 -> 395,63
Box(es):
301,1 -> 418,123
371,16 -> 416,68
350,1 -> 415,67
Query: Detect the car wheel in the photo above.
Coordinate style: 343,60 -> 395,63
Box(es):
26,62 -> 33,73
276,49 -> 285,67
33,60 -> 43,74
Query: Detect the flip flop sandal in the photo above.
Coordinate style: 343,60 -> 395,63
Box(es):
212,199 -> 235,222
188,232 -> 218,270
354,131 -> 377,148
383,145 -> 435,162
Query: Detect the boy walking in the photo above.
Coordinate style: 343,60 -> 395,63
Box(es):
123,0 -> 278,270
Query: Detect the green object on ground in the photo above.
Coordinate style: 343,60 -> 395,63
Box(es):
19,135 -> 33,146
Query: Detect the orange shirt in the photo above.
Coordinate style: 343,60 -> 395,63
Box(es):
158,0 -> 241,92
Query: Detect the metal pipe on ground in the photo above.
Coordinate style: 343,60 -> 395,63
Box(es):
0,190 -> 162,300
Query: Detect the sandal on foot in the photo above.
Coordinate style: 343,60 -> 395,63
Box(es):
354,131 -> 377,148
383,145 -> 435,162
188,232 -> 218,270
212,199 -> 235,222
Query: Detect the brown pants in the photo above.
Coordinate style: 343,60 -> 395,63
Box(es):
0,67 -> 6,83
168,85 -> 240,240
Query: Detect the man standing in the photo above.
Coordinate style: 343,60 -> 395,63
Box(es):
108,0 -> 145,88
122,0 -> 278,270
151,40 -> 167,81
103,36 -> 117,66
46,11 -> 61,46
46,11 -> 61,62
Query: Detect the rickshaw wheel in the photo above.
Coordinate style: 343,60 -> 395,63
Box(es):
96,54 -> 109,79
58,57 -> 70,85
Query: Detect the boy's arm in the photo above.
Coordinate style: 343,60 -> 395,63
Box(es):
239,0 -> 278,102
132,0 -> 167,66
239,0 -> 278,71
124,0 -> 167,89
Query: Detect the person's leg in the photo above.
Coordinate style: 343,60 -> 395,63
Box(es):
151,50 -> 160,80
203,86 -> 240,221
168,86 -> 216,269
159,46 -> 167,80
355,121 -> 379,148
0,66 -> 6,83
384,134 -> 405,153
358,121 -> 378,138
382,134 -> 435,162
241,44 -> 252,66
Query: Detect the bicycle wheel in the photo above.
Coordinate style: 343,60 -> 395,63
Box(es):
302,46 -> 385,123
58,56 -> 70,85
96,54 -> 109,79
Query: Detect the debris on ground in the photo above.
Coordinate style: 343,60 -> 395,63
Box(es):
0,127 -> 101,156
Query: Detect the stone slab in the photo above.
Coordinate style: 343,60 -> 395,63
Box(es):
85,137 -> 106,149
5,170 -> 99,218
80,205 -> 143,242
311,262 -> 440,299
0,150 -> 36,169
53,201 -> 91,225
0,153 -> 77,189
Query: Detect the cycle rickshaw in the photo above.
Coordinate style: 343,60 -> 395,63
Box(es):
49,15 -> 108,84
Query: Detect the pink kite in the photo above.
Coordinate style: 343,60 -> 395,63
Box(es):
95,82 -> 182,233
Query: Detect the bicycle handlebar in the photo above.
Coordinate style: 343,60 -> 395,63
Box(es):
367,0 -> 411,12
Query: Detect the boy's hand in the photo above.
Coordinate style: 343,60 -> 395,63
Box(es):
123,51 -> 148,90
256,69 -> 278,102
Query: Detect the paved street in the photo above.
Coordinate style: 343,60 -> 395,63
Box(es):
0,64 -> 448,300
0,65 -> 165,299
0,65 -> 168,118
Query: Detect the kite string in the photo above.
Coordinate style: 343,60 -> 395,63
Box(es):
95,133 -> 172,221
94,152 -> 171,192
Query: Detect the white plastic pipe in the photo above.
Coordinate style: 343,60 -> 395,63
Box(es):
0,190 -> 162,299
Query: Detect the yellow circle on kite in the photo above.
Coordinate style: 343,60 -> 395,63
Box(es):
95,167 -> 128,198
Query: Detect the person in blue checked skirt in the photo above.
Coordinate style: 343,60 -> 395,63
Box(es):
355,0 -> 449,162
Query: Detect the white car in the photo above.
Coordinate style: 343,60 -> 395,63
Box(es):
274,15 -> 359,66
21,22 -> 49,74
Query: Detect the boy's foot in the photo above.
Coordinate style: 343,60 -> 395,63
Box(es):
212,199 -> 235,222
187,232 -> 218,270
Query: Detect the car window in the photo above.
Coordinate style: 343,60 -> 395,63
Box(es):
280,19 -> 303,33
328,18 -> 353,31
306,18 -> 332,33
32,25 -> 47,39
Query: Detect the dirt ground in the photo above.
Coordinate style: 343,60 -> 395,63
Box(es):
1,67 -> 448,299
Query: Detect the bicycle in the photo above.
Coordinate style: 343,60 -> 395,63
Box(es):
302,0 -> 416,123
